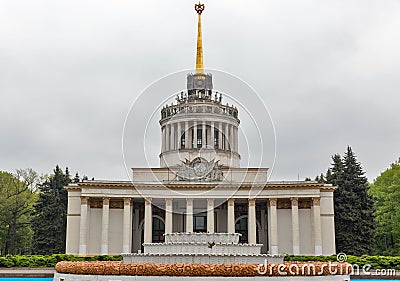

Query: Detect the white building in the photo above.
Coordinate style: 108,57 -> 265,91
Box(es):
65,3 -> 336,257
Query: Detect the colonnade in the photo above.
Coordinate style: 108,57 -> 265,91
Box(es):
79,197 -> 132,255
161,121 -> 238,152
78,197 -> 323,256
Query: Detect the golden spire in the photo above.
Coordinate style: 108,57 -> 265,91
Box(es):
195,2 -> 205,74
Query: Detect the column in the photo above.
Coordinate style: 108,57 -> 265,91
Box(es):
184,121 -> 189,149
248,198 -> 257,244
218,122 -> 223,149
177,122 -> 182,149
313,197 -> 322,255
101,197 -> 109,255
165,125 -> 170,151
202,122 -> 206,148
211,121 -> 215,149
186,198 -> 193,233
144,198 -> 152,244
230,124 -> 234,152
224,124 -> 229,150
170,124 -> 175,150
161,126 -> 165,152
79,197 -> 89,255
235,127 -> 239,151
165,199 -> 173,234
207,199 -> 214,233
291,197 -> 300,255
123,198 -> 132,253
227,198 -> 235,233
193,121 -> 197,148
269,198 -> 278,255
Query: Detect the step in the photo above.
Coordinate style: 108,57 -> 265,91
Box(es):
122,253 -> 284,265
142,243 -> 263,255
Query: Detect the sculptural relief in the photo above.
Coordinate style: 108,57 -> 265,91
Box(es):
176,157 -> 223,181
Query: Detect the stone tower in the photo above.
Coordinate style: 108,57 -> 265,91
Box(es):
159,3 -> 240,170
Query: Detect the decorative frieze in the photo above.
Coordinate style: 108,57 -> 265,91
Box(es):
299,200 -> 312,209
90,198 -> 102,208
110,200 -> 124,209
277,199 -> 291,209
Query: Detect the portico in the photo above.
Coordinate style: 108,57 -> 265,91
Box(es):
66,179 -> 335,256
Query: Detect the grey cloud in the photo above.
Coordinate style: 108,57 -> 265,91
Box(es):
0,0 -> 399,182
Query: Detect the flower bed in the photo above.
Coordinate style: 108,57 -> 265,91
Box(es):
55,261 -> 352,277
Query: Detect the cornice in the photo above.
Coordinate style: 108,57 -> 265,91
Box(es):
65,180 -> 336,192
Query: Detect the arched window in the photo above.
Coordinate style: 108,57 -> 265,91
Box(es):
235,215 -> 260,244
235,216 -> 248,243
152,216 -> 165,243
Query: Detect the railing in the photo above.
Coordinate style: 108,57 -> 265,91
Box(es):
161,91 -> 238,121
161,102 -> 238,120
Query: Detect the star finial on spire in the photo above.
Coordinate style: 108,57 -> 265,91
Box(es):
195,2 -> 205,15
195,2 -> 205,73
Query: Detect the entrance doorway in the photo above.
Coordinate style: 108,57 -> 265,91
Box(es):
235,215 -> 260,244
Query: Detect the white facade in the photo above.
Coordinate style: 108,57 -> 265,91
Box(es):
65,4 -> 336,257
65,73 -> 336,259
65,175 -> 336,256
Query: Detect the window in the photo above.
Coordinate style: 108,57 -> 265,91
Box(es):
235,216 -> 248,243
197,129 -> 202,148
152,217 -> 165,243
181,132 -> 185,148
214,129 -> 219,148
194,216 -> 207,232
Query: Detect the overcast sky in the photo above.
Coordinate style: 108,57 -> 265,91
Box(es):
1,0 -> 399,182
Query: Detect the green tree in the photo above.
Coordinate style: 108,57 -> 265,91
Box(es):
326,147 -> 375,255
0,169 -> 39,254
369,159 -> 400,254
31,165 -> 71,254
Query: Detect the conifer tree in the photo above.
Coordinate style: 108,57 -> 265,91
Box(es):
326,147 -> 375,255
31,165 -> 71,254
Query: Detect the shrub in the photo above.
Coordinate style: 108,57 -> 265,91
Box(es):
285,255 -> 400,269
0,255 -> 122,268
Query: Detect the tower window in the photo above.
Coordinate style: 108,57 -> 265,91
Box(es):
181,132 -> 185,148
197,129 -> 202,148
214,129 -> 218,148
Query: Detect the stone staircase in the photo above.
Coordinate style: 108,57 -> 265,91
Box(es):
122,233 -> 284,265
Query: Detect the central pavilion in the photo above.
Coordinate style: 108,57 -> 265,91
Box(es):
65,3 -> 336,257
